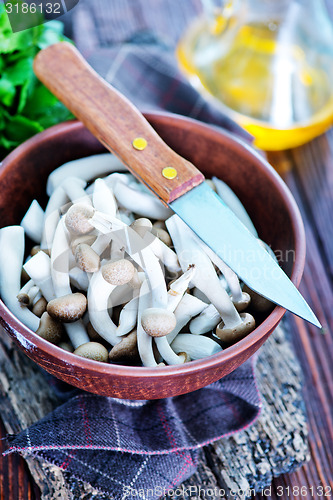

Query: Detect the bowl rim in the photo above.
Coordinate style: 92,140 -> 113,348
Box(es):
0,113 -> 306,381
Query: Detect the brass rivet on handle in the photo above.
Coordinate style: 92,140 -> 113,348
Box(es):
132,137 -> 148,150
162,167 -> 177,180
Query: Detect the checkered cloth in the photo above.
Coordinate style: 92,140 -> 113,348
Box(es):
5,1 -> 260,497
6,361 -> 261,497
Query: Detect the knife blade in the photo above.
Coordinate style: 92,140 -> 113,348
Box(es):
33,42 -> 321,328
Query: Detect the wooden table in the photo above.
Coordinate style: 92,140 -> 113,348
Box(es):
0,132 -> 332,499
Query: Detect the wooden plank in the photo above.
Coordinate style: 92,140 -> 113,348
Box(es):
0,319 -> 309,500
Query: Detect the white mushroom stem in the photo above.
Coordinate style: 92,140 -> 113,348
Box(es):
20,200 -> 44,244
69,267 -> 90,291
116,296 -> 139,336
195,237 -> 243,302
112,181 -> 172,220
167,266 -> 196,311
189,304 -> 220,334
91,233 -> 113,256
142,231 -> 181,273
41,185 -> 68,250
108,284 -> 133,309
0,226 -> 39,331
110,239 -> 125,262
167,293 -> 207,344
61,177 -> 91,206
166,215 -> 242,329
212,176 -> 258,237
23,251 -> 56,301
92,178 -> 117,216
91,212 -> 168,308
87,270 -> 119,345
155,336 -> 185,365
50,218 -> 89,347
50,218 -> 72,297
46,153 -> 127,196
171,334 -> 222,360
137,280 -> 157,367
116,270 -> 144,336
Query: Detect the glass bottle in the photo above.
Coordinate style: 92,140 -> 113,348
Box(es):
177,0 -> 333,150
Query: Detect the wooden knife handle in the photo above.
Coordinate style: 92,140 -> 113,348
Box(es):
33,42 -> 204,204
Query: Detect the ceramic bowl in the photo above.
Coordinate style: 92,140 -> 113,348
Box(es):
0,113 -> 305,399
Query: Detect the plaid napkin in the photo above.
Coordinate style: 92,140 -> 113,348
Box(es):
6,361 -> 260,497
5,0 -> 260,497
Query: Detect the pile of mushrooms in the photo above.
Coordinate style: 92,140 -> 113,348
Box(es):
0,153 -> 273,367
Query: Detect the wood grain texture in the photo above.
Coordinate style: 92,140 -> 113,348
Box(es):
0,323 -> 308,500
33,42 -> 204,204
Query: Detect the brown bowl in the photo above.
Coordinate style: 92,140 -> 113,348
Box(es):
0,113 -> 305,399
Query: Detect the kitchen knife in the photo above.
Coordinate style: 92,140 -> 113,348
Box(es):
33,42 -> 320,327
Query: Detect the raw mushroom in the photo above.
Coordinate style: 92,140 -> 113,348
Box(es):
74,243 -> 100,273
87,259 -> 135,346
0,226 -> 39,332
23,251 -> 56,302
17,280 -> 40,307
141,308 -> 177,337
166,215 -> 244,331
194,235 -> 250,309
32,297 -> 48,317
109,330 -> 139,362
36,312 -> 64,344
47,293 -> 87,322
92,178 -> 118,216
20,200 -> 44,244
116,271 -> 144,337
90,211 -> 168,308
41,185 -> 68,250
167,266 -> 196,311
216,313 -> 255,343
167,293 -> 207,344
136,279 -> 157,367
189,303 -> 220,335
65,204 -> 95,235
112,179 -> 172,220
46,153 -> 127,196
50,217 -> 90,348
74,342 -> 109,362
171,334 -> 222,360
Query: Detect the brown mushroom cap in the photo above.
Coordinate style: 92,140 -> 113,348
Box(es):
141,308 -> 177,337
47,293 -> 87,322
216,312 -> 255,344
233,292 -> 251,312
109,330 -> 139,362
102,259 -> 135,286
152,227 -> 172,247
32,297 -> 48,317
130,218 -> 152,238
36,312 -> 65,344
242,285 -> 274,313
65,204 -> 95,235
74,342 -> 109,362
71,234 -> 96,254
17,292 -> 30,306
86,321 -> 104,342
75,243 -> 100,273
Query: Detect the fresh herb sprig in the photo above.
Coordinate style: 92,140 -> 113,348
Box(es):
0,6 -> 73,157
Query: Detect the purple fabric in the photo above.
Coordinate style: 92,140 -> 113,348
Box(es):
6,360 -> 261,497
5,1 -> 260,497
